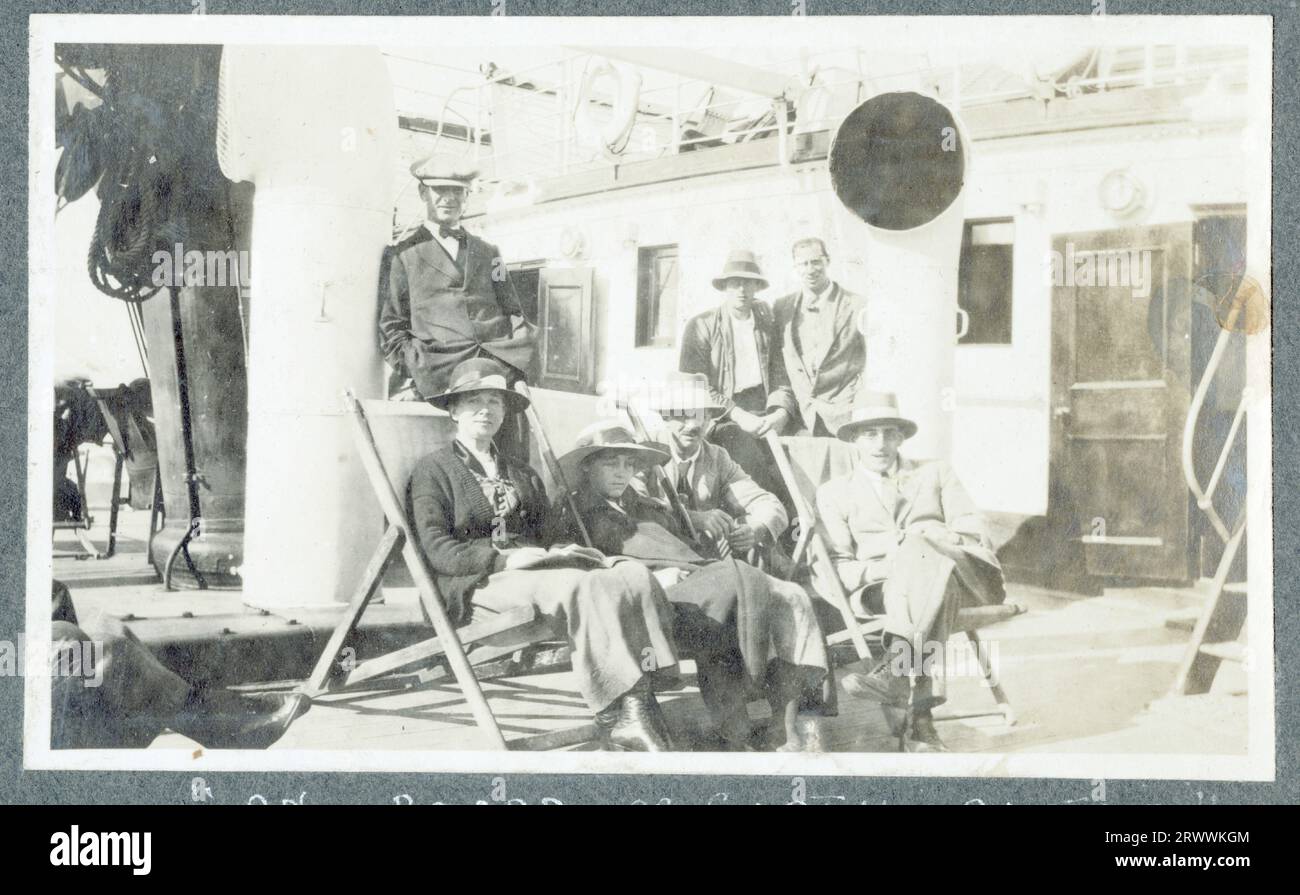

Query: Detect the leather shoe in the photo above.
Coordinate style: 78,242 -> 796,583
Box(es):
842,660 -> 909,706
901,710 -> 949,753
775,714 -> 828,753
174,689 -> 310,750
595,690 -> 675,752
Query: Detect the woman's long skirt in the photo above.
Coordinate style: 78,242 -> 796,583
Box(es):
468,562 -> 680,712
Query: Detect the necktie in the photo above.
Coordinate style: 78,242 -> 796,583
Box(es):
675,463 -> 695,511
879,472 -> 900,520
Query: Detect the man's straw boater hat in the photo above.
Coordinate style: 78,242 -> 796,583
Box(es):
410,154 -> 479,189
558,420 -> 671,485
427,357 -> 529,414
711,249 -> 769,292
836,391 -> 919,441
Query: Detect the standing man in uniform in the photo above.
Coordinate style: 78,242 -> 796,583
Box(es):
378,156 -> 535,448
771,237 -> 867,436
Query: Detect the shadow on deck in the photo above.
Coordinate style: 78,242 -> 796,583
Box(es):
53,502 -> 1248,756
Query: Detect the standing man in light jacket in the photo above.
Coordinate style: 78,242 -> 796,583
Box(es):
771,237 -> 867,436
678,250 -> 797,500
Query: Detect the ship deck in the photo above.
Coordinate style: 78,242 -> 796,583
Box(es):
52,499 -> 1249,757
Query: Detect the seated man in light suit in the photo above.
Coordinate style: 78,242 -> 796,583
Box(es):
815,392 -> 1006,753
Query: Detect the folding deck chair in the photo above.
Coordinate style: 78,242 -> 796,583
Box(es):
298,392 -> 580,751
765,432 -> 1024,727
52,445 -> 104,559
85,383 -> 163,562
53,379 -> 110,559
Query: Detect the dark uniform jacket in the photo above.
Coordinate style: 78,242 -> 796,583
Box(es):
677,303 -> 798,419
771,282 -> 867,434
407,444 -> 550,624
379,227 -> 535,398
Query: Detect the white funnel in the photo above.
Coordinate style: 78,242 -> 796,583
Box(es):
218,46 -> 397,608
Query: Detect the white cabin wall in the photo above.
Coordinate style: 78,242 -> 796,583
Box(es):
477,164 -> 860,405
475,120 -> 1249,514
956,123 -> 1247,514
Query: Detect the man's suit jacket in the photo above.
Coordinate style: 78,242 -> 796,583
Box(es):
645,438 -> 789,542
771,282 -> 866,434
378,227 -> 534,398
815,457 -> 999,594
677,303 -> 798,419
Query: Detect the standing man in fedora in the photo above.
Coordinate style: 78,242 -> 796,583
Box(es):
815,392 -> 1006,752
678,249 -> 797,500
378,156 -> 536,449
772,237 -> 867,436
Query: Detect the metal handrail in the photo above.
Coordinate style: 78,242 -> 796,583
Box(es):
1180,293 -> 1246,544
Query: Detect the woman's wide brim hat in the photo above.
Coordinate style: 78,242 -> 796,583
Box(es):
427,357 -> 529,413
558,420 -> 671,486
711,249 -> 770,292
835,391 -> 919,441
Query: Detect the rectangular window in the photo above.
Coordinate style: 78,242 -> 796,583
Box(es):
507,260 -> 545,326
636,244 -> 679,348
958,219 -> 1014,345
508,260 -> 545,383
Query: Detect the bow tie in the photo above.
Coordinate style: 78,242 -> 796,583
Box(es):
438,225 -> 466,240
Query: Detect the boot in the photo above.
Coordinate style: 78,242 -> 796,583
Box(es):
901,709 -> 949,753
170,687 -> 310,750
716,708 -> 759,752
594,681 -> 676,752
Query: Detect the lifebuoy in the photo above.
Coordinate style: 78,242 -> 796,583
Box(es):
573,57 -> 642,159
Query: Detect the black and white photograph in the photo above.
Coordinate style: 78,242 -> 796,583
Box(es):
23,11 -> 1273,781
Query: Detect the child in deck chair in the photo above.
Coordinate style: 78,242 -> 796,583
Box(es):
407,358 -> 684,752
815,392 -> 1007,753
552,419 -> 834,753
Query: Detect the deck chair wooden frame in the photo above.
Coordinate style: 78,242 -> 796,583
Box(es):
85,384 -> 164,562
765,432 -> 1023,726
52,446 -> 106,559
299,392 -> 577,751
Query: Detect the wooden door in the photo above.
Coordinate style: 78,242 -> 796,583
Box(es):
1050,224 -> 1195,581
537,266 -> 595,394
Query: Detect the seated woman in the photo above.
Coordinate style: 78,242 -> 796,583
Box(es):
407,358 -> 682,752
552,420 -> 834,752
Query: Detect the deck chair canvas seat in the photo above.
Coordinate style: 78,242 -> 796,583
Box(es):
299,393 -> 575,751
765,432 -> 1024,727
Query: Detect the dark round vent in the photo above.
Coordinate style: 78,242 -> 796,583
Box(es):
829,92 -> 966,231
